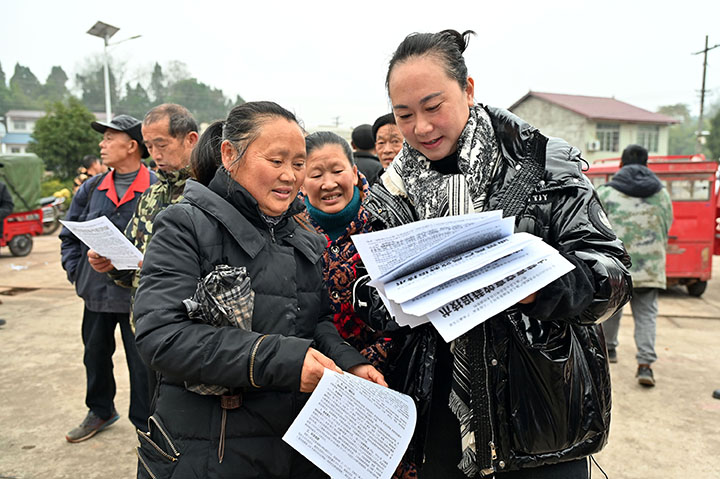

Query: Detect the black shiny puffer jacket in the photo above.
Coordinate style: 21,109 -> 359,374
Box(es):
364,106 -> 632,475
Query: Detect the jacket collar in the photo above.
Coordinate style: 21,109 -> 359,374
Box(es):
157,165 -> 192,186
98,165 -> 151,207
182,171 -> 320,263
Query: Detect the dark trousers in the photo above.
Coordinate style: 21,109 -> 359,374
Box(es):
82,307 -> 149,430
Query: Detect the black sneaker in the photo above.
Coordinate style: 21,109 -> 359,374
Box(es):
636,365 -> 655,387
607,348 -> 617,364
66,409 -> 119,443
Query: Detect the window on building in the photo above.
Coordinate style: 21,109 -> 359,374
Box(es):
596,123 -> 620,152
13,120 -> 27,131
10,147 -> 21,153
637,125 -> 659,152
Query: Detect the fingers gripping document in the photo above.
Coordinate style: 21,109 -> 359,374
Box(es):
351,211 -> 575,342
283,370 -> 416,479
60,216 -> 143,270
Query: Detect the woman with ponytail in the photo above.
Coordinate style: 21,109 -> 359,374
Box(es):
133,102 -> 385,478
364,30 -> 633,478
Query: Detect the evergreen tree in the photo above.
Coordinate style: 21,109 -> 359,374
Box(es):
0,62 -> 9,116
76,65 -> 120,114
28,97 -> 100,180
9,63 -> 43,109
43,66 -> 70,104
116,82 -> 152,119
657,104 -> 697,156
166,78 -> 230,123
706,109 -> 720,161
149,62 -> 166,104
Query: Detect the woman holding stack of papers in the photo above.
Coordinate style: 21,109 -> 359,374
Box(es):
362,29 -> 633,479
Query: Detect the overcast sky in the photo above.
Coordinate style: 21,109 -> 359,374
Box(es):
4,0 -> 720,128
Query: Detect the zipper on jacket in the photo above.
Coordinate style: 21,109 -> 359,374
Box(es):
137,432 -> 178,462
269,226 -> 276,243
472,323 -> 497,477
148,416 -> 180,457
135,449 -> 157,479
249,335 -> 269,388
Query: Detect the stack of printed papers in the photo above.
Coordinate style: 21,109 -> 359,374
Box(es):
351,211 -> 575,342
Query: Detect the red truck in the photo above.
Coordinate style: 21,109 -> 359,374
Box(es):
587,154 -> 718,297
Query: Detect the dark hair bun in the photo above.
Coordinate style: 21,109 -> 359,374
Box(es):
439,29 -> 476,54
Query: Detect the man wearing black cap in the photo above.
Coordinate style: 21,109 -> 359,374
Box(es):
60,114 -> 157,443
351,124 -> 383,186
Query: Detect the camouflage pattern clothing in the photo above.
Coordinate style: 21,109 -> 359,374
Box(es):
597,164 -> 672,288
108,166 -> 192,294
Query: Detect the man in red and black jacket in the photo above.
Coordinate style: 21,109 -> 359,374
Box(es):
60,114 -> 157,443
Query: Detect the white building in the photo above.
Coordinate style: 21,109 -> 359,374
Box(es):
0,110 -> 108,154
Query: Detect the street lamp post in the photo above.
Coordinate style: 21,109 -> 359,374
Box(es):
86,22 -> 141,121
87,22 -> 119,121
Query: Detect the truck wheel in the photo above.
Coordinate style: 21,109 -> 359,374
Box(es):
8,234 -> 32,257
687,281 -> 707,297
42,205 -> 61,235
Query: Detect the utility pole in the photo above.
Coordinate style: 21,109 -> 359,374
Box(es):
693,35 -> 720,153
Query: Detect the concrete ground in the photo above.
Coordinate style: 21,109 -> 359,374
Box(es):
0,233 -> 719,478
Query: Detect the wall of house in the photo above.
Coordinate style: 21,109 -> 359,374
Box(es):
510,97 -> 587,154
6,117 -> 36,133
512,98 -> 672,163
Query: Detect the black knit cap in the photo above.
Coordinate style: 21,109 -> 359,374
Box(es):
91,114 -> 149,158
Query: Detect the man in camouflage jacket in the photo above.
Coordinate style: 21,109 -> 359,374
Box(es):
597,144 -> 673,387
90,104 -> 199,324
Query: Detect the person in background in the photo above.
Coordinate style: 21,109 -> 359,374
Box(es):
0,179 -> 14,240
302,130 -> 415,478
86,104 -> 199,412
0,178 -> 14,324
60,114 -> 156,443
73,155 -> 107,193
133,101 -> 385,478
88,104 -> 199,314
364,29 -> 632,478
598,144 -> 673,387
350,123 -> 383,186
372,113 -> 404,169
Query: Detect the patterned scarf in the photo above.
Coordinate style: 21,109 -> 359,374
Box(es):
384,105 -> 499,477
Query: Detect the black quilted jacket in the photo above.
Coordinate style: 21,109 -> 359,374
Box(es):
134,169 -> 367,478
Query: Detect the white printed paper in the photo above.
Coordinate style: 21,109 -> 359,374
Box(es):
428,254 -> 576,342
60,216 -> 143,270
384,232 -> 538,304
351,212 -> 576,342
283,370 -> 416,479
399,240 -> 558,316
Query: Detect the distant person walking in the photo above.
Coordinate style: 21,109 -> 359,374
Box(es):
598,144 -> 673,387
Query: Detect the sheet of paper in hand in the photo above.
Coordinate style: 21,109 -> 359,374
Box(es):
60,215 -> 143,270
351,211 -> 575,342
283,370 -> 416,479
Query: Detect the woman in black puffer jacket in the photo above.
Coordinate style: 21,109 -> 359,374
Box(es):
133,101 -> 385,479
363,30 -> 632,479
